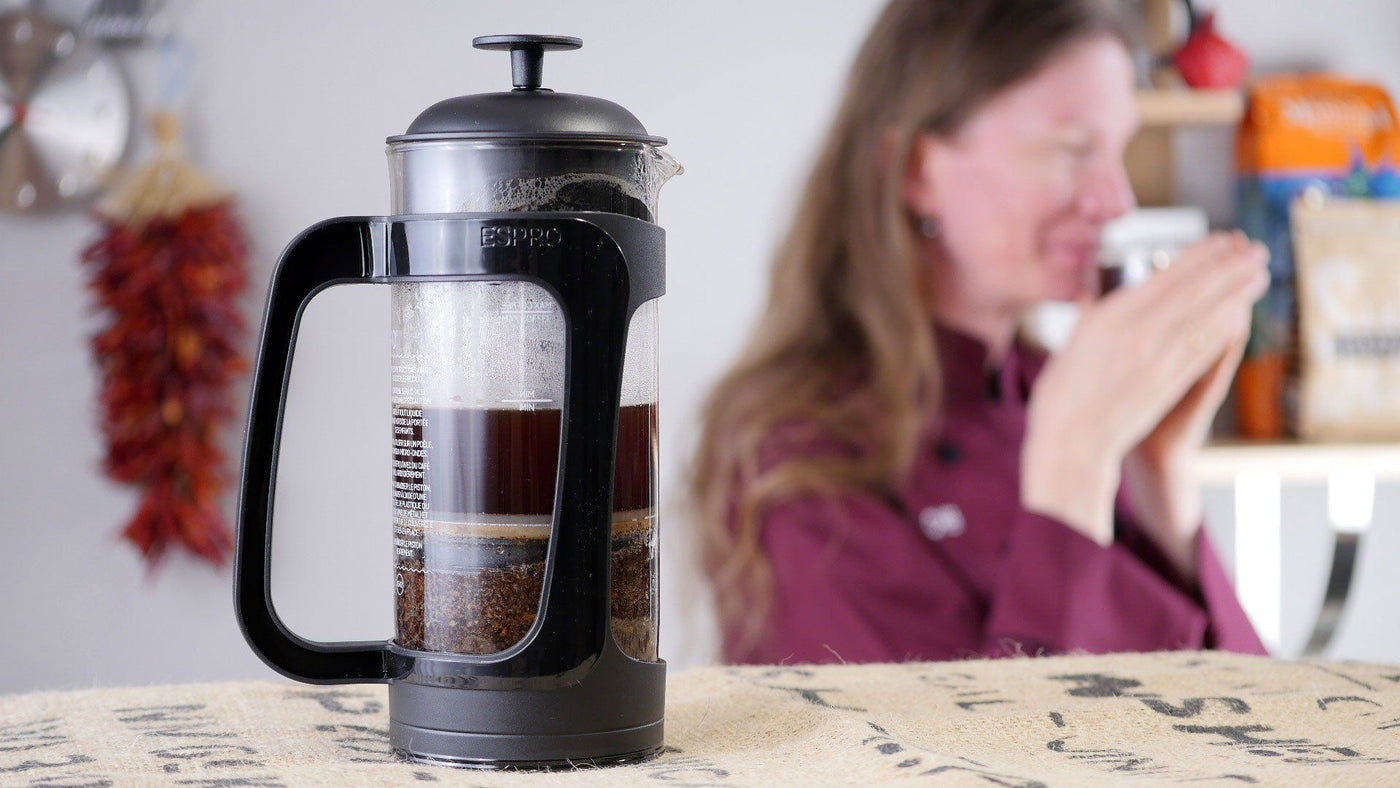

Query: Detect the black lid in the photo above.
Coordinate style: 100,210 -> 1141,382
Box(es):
388,35 -> 666,146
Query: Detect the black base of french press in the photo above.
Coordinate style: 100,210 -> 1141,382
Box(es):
385,639 -> 666,769
389,726 -> 664,770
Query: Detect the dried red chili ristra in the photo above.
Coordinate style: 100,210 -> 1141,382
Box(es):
83,203 -> 248,568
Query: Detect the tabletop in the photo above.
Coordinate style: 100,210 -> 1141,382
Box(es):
2,650 -> 1398,786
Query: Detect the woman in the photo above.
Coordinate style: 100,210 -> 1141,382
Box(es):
690,0 -> 1270,664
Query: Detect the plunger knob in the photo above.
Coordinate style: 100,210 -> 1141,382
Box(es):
472,34 -> 583,91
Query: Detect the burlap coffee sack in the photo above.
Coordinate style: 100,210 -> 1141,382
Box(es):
2,650 -> 1397,786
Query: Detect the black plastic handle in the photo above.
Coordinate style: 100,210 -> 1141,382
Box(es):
235,217 -> 391,685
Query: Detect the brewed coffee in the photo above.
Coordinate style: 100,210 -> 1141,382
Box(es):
403,404 -> 654,515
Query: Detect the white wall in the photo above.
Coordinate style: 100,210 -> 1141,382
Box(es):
2,0 -> 1398,695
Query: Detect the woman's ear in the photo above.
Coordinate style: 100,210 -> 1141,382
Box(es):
903,132 -> 943,219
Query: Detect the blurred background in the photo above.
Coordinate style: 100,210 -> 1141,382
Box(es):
3,0 -> 1399,695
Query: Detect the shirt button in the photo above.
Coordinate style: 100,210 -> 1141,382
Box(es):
935,440 -> 961,464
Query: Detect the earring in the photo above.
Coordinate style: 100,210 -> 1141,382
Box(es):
919,216 -> 942,238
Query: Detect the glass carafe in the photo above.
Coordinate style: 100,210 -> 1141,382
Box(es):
387,140 -> 675,661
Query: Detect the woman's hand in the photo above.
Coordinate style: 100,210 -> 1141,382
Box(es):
1122,318 -> 1248,586
1021,232 -> 1269,549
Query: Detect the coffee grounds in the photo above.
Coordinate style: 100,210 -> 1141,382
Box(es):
396,523 -> 656,661
392,403 -> 658,661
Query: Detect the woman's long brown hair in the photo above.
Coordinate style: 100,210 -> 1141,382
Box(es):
688,0 -> 1129,658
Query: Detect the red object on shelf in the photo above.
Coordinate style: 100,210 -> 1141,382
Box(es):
1174,11 -> 1250,89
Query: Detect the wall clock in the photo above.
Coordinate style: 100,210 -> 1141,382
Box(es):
0,8 -> 131,213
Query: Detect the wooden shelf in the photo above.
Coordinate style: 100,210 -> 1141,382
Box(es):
1135,89 -> 1245,127
1195,440 -> 1400,483
1127,89 -> 1246,207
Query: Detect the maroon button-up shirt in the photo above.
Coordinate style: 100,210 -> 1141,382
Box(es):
729,323 -> 1267,664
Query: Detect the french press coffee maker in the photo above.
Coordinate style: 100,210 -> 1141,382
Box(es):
235,34 -> 679,768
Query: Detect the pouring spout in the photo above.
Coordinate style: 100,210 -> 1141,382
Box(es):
653,148 -> 683,184
637,146 -> 681,221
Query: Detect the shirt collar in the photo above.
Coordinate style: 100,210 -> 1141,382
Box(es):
933,321 -> 1042,407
